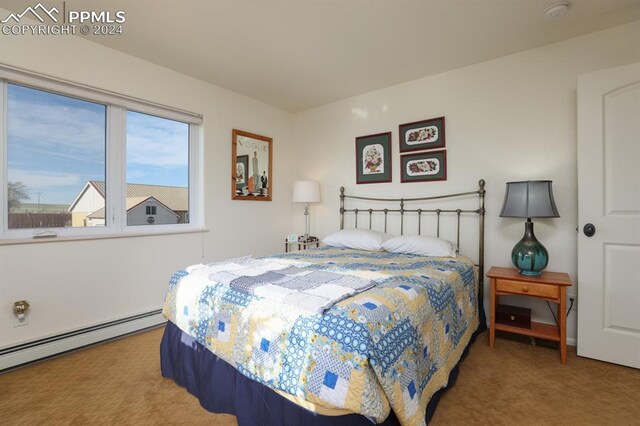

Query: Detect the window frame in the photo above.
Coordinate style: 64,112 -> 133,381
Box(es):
0,65 -> 203,242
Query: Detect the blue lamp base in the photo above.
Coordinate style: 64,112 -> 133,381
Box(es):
511,220 -> 549,276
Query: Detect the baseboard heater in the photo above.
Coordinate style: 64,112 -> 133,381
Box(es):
0,309 -> 166,373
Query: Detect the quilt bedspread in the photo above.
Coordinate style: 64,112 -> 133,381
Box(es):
162,247 -> 479,426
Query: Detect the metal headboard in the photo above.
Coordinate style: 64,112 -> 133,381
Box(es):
339,179 -> 486,307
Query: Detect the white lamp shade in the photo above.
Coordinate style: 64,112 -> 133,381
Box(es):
292,181 -> 321,203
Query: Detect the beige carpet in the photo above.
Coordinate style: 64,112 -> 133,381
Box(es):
0,327 -> 638,425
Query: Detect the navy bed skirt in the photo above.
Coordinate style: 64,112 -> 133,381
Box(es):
160,318 -> 485,426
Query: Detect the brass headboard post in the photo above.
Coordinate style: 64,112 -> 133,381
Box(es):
340,186 -> 345,230
478,179 -> 486,309
400,199 -> 405,235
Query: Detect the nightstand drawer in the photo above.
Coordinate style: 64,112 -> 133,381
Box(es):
496,279 -> 558,299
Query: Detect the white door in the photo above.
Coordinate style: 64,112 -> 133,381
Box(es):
577,62 -> 640,368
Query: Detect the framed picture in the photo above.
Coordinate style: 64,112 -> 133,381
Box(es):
232,129 -> 273,201
400,150 -> 447,183
235,154 -> 248,192
398,116 -> 445,153
355,132 -> 392,184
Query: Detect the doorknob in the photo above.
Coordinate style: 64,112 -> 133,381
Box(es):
583,223 -> 596,237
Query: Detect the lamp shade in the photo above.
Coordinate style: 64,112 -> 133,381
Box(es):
292,181 -> 321,203
500,181 -> 560,219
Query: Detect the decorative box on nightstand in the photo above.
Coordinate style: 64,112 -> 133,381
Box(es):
496,304 -> 532,329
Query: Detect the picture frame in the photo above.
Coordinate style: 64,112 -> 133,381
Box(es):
400,149 -> 447,183
235,155 -> 248,192
355,132 -> 392,184
232,129 -> 273,201
398,116 -> 445,153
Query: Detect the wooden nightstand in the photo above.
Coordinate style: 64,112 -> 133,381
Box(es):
285,236 -> 319,252
487,266 -> 573,364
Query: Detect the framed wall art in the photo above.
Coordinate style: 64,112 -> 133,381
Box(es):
400,149 -> 447,183
398,116 -> 445,153
355,132 -> 392,184
232,129 -> 273,201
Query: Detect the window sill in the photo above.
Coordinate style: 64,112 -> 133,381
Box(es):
0,227 -> 209,246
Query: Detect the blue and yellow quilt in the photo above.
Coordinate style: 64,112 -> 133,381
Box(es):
163,247 -> 479,426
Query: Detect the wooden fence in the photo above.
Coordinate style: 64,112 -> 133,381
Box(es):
8,213 -> 71,229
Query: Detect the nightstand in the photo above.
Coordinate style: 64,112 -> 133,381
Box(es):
487,266 -> 573,364
285,236 -> 319,252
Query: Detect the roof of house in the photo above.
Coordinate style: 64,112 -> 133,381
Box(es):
86,196 -> 179,219
70,181 -> 188,212
126,196 -> 154,210
86,208 -> 104,219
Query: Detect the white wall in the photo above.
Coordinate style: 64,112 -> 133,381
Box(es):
291,21 -> 640,344
0,9 -> 294,348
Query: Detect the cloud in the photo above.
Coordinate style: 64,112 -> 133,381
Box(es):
7,85 -> 106,164
8,85 -> 189,170
8,169 -> 82,189
126,111 -> 189,168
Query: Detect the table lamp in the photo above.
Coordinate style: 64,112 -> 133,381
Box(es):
292,181 -> 321,242
500,180 -> 560,276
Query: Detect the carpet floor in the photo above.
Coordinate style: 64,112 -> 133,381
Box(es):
0,327 -> 638,425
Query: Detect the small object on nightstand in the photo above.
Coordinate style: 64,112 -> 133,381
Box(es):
487,266 -> 572,364
285,236 -> 319,252
496,304 -> 531,329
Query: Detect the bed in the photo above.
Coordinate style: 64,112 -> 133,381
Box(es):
160,180 -> 487,426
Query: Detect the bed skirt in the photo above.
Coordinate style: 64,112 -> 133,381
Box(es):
160,320 -> 484,426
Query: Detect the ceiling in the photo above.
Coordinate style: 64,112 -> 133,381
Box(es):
2,0 -> 640,111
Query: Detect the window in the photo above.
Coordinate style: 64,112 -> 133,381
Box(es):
7,84 -> 106,230
0,66 -> 202,240
127,111 -> 189,226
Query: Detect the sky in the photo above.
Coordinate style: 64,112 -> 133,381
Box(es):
7,83 -> 189,206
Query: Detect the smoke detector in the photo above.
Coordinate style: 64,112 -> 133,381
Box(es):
544,2 -> 570,20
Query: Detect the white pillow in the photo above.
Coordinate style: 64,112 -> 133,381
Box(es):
382,235 -> 457,258
322,229 -> 392,251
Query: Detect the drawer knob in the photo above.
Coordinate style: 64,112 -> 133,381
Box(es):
510,315 -> 515,321
522,287 -> 529,293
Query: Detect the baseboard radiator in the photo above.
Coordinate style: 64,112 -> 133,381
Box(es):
0,309 -> 166,373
